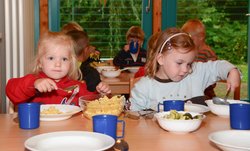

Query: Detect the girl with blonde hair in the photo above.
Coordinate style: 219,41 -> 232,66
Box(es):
6,32 -> 102,106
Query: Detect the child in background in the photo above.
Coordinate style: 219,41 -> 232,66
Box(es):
134,32 -> 160,78
6,32 -> 109,106
66,30 -> 110,92
61,21 -> 84,33
181,19 -> 218,99
130,27 -> 241,111
61,21 -> 100,64
181,19 -> 217,62
113,26 -> 147,68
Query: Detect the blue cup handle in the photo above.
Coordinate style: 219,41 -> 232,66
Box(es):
117,120 -> 125,139
157,103 -> 163,112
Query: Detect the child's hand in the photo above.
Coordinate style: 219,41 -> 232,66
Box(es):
34,78 -> 58,93
123,44 -> 130,52
96,82 -> 111,94
226,68 -> 241,92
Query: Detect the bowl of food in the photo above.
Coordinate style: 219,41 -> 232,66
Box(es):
205,99 -> 249,117
154,110 -> 205,134
78,94 -> 125,119
40,104 -> 81,121
96,66 -> 115,73
101,69 -> 121,78
126,66 -> 140,73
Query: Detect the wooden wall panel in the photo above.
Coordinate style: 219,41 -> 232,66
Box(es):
153,0 -> 162,33
40,0 -> 48,35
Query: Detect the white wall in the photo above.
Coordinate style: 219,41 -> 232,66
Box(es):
2,0 -> 35,113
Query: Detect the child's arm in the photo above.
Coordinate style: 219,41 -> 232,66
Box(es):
226,68 -> 241,93
96,82 -> 111,95
6,74 -> 38,105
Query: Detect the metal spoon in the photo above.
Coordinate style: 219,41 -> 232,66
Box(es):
113,139 -> 129,151
212,90 -> 230,105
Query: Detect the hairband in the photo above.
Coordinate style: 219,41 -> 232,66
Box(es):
159,33 -> 189,53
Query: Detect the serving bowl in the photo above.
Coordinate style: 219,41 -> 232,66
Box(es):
78,94 -> 125,119
96,66 -> 115,73
205,99 -> 249,118
154,111 -> 205,134
101,69 -> 121,78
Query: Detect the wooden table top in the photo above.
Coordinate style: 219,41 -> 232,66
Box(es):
0,112 -> 230,151
101,72 -> 135,95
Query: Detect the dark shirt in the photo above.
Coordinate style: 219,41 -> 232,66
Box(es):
113,48 -> 147,68
80,61 -> 101,92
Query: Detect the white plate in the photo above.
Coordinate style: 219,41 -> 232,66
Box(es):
209,130 -> 250,151
185,103 -> 210,113
25,131 -> 115,151
40,104 -> 81,121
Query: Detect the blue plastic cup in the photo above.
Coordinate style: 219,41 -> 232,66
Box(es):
158,100 -> 184,112
18,102 -> 40,129
129,40 -> 139,54
230,103 -> 250,130
93,114 -> 125,140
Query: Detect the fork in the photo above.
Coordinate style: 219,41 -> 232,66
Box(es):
28,85 -> 78,93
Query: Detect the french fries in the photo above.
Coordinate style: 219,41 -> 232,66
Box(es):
83,95 -> 125,119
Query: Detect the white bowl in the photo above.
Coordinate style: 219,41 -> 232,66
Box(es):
205,99 -> 249,118
154,111 -> 205,134
126,66 -> 140,73
96,66 -> 115,73
101,69 -> 121,78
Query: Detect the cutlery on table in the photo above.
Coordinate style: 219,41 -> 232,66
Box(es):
212,89 -> 230,105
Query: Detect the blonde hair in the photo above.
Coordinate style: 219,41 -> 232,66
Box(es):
145,27 -> 195,78
126,26 -> 145,41
181,19 -> 206,37
32,31 -> 81,80
61,21 -> 83,33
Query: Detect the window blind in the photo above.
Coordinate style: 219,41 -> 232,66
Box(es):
60,0 -> 142,58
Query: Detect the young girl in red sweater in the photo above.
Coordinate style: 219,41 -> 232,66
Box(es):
6,32 -> 110,106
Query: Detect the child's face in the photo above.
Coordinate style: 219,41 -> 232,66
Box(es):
157,48 -> 196,81
39,45 -> 71,82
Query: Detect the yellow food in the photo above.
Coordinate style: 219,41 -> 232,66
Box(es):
83,95 -> 125,119
41,106 -> 63,115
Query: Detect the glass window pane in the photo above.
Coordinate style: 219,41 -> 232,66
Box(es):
60,0 -> 142,58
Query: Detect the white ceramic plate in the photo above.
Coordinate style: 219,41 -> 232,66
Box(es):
40,104 -> 81,121
185,103 -> 210,113
209,130 -> 250,151
25,131 -> 115,151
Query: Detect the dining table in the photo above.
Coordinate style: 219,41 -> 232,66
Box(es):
101,72 -> 135,95
0,112 -> 231,151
